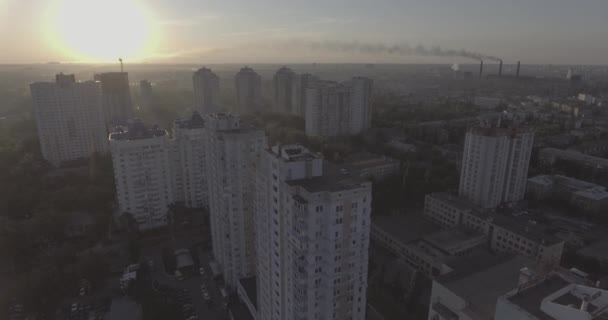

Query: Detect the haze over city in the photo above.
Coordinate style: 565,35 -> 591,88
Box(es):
1,0 -> 608,64
2,1 -> 608,320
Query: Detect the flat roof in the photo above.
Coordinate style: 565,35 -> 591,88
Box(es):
439,254 -> 531,320
175,249 -> 194,269
528,175 -> 554,186
573,188 -> 608,201
491,214 -> 562,245
287,161 -> 370,193
109,121 -> 167,141
540,148 -> 608,167
507,275 -> 570,320
423,227 -> 486,251
426,192 -> 478,212
372,213 -> 442,245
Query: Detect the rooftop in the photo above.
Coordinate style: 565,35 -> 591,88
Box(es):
490,213 -> 562,246
372,213 -> 442,245
426,192 -> 478,212
174,112 -> 205,129
573,188 -> 608,201
175,249 -> 194,269
342,152 -> 400,172
528,175 -> 555,186
553,175 -> 604,191
469,125 -> 533,138
423,227 -> 486,252
540,148 -> 608,168
271,144 -> 320,162
109,120 -> 167,141
439,254 -> 531,320
507,275 -> 570,320
286,161 -> 370,193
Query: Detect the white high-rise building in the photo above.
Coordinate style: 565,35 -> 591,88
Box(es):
346,77 -> 373,135
254,145 -> 371,320
205,113 -> 267,288
273,67 -> 295,113
305,77 -> 373,137
305,81 -> 350,137
459,126 -> 534,208
172,112 -> 208,209
109,120 -> 174,230
30,73 -> 108,167
193,67 -> 220,114
291,73 -> 318,117
235,67 -> 262,114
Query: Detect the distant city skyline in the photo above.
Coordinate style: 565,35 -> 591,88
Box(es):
1,0 -> 608,65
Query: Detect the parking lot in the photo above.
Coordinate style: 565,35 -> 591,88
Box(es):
142,233 -> 228,320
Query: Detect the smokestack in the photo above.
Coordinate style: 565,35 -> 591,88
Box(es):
516,61 -> 521,77
479,60 -> 484,78
499,60 -> 503,76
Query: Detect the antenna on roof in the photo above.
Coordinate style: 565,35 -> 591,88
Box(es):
119,58 -> 123,72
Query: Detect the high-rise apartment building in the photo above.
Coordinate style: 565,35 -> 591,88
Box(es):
94,72 -> 133,125
235,67 -> 262,114
305,77 -> 373,137
273,67 -> 295,113
459,126 -> 534,208
205,113 -> 267,288
30,73 -> 108,167
346,77 -> 373,135
291,73 -> 318,117
139,80 -> 153,109
193,67 -> 220,114
172,112 -> 208,209
254,145 -> 371,320
109,120 -> 174,230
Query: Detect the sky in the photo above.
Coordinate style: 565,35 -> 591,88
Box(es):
1,0 -> 608,65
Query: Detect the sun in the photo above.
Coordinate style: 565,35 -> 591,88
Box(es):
49,0 -> 156,62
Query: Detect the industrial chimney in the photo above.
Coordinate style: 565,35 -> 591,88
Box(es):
479,60 -> 484,78
499,60 -> 503,77
516,61 -> 521,77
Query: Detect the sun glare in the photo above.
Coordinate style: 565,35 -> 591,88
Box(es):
49,0 -> 156,62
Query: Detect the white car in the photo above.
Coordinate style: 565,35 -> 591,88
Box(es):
199,267 -> 205,275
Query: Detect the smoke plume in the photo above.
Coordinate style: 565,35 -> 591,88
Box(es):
264,40 -> 501,62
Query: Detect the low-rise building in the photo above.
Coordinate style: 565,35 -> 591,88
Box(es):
342,153 -> 400,180
371,214 -> 487,277
496,270 -> 608,320
427,253 -> 532,320
527,175 -> 608,214
424,192 -> 565,267
539,148 -> 608,172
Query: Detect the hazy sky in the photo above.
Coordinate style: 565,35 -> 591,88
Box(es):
1,0 -> 608,64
